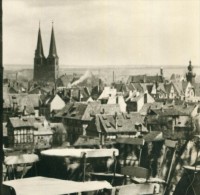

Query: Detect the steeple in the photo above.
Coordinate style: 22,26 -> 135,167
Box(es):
35,23 -> 45,58
48,23 -> 58,58
186,60 -> 196,83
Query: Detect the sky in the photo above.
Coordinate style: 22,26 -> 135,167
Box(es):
3,0 -> 200,68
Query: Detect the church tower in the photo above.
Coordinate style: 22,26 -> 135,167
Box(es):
33,23 -> 59,82
34,25 -> 46,81
186,60 -> 196,83
47,24 -> 59,82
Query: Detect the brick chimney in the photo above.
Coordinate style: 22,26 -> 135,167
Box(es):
114,112 -> 118,129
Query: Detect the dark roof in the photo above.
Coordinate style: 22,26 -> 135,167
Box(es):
156,83 -> 166,93
8,116 -> 46,128
139,102 -> 164,116
112,82 -> 128,93
127,75 -> 164,84
35,26 -> 45,58
194,83 -> 200,96
150,104 -> 197,116
97,113 -> 147,133
73,136 -> 100,146
50,122 -> 66,133
55,102 -> 121,121
126,93 -> 144,102
143,131 -> 164,142
3,93 -> 39,113
128,83 -> 144,93
48,26 -> 58,58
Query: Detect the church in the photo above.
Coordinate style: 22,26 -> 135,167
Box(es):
33,24 -> 59,82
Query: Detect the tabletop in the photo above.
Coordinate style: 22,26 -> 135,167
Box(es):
3,176 -> 113,195
41,148 -> 119,158
4,154 -> 39,165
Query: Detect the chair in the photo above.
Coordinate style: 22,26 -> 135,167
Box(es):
4,154 -> 39,180
121,166 -> 150,184
85,150 -> 123,186
2,185 -> 16,195
112,183 -> 157,195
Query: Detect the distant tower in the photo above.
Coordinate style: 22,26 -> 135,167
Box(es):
160,67 -> 163,77
186,60 -> 196,83
33,23 -> 59,82
46,23 -> 59,82
34,24 -> 46,81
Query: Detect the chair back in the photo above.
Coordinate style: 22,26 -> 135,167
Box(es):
121,166 -> 150,179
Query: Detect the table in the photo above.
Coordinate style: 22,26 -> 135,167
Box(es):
4,154 -> 39,180
4,154 -> 39,165
113,183 -> 157,195
3,176 -> 112,195
41,148 -> 119,158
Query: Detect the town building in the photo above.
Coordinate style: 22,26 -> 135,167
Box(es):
7,116 -> 53,150
86,112 -> 147,144
55,102 -> 121,144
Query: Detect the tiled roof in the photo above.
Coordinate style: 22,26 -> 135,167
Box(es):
55,102 -> 121,121
126,92 -> 144,102
9,116 -> 46,128
3,93 -> 39,114
97,113 -> 147,133
174,104 -> 197,116
143,131 -> 164,142
50,123 -> 66,133
130,83 -> 144,93
157,83 -> 166,93
112,82 -> 128,93
74,136 -> 101,146
150,104 -> 197,116
194,83 -> 200,97
164,83 -> 171,94
54,102 -> 74,117
127,75 -> 164,84
139,102 -> 164,115
151,107 -> 183,116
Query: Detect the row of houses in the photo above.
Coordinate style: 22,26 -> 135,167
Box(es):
3,62 -> 200,150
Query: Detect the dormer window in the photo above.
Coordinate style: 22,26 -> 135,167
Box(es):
135,123 -> 142,131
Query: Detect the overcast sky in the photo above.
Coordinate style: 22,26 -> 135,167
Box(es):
3,0 -> 200,68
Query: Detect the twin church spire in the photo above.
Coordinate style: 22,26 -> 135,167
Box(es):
34,22 -> 59,82
35,22 -> 58,59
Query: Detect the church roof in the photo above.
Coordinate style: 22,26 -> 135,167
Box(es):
35,26 -> 45,58
48,26 -> 58,58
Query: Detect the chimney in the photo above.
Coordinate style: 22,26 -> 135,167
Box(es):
144,93 -> 147,104
116,95 -> 119,104
23,105 -> 27,116
69,88 -> 73,102
113,71 -> 115,83
160,67 -> 163,77
114,112 -> 118,129
161,105 -> 164,112
101,108 -> 105,114
143,75 -> 146,83
184,103 -> 188,108
78,89 -> 81,102
98,79 -> 101,93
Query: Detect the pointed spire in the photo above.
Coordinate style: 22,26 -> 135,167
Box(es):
35,23 -> 45,58
48,22 -> 58,58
